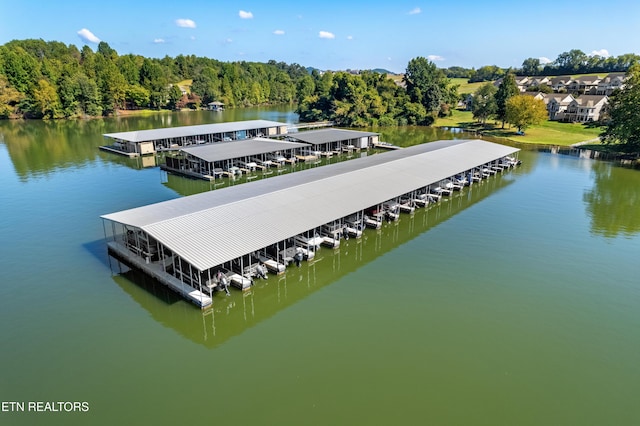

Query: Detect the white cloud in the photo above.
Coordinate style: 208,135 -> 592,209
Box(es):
387,57 -> 392,61
153,38 -> 165,44
224,38 -> 233,44
428,54 -> 444,62
273,30 -> 285,35
190,36 -> 196,40
319,31 -> 335,39
347,35 -> 353,40
590,49 -> 610,57
176,19 -> 196,28
239,10 -> 253,19
409,7 -> 421,15
77,28 -> 100,44
539,56 -> 552,64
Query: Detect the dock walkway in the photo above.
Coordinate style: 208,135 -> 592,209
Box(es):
108,242 -> 212,309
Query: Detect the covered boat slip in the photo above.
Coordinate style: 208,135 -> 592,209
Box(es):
162,138 -> 309,180
101,119 -> 288,156
285,128 -> 380,156
101,139 -> 519,308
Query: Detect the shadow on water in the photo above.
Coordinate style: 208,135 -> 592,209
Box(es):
110,171 -> 516,348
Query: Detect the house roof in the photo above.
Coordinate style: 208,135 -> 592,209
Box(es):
179,138 -> 309,162
572,95 -> 608,106
286,128 -> 379,145
103,120 -> 288,143
102,139 -> 519,271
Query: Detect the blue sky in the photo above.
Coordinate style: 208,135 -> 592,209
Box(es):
1,0 -> 639,73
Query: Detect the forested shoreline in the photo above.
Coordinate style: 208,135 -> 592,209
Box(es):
0,39 -> 307,119
1,39 -> 639,152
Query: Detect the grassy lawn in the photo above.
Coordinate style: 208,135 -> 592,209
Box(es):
450,78 -> 490,95
433,109 -> 603,146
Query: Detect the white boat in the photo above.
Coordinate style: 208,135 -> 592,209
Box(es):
294,234 -> 323,249
220,268 -> 252,290
256,254 -> 286,274
321,236 -> 340,248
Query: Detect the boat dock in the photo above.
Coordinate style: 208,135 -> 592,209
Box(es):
102,139 -> 520,309
101,120 -> 289,157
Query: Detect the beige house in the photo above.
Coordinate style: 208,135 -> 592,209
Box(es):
595,72 -> 627,95
567,76 -> 602,94
538,94 -> 575,121
563,95 -> 608,122
548,76 -> 572,92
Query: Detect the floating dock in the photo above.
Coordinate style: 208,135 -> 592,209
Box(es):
102,139 -> 520,309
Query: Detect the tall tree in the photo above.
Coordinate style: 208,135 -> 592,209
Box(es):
0,75 -> 23,118
495,73 -> 519,128
505,95 -> 548,134
404,57 -> 450,119
521,58 -> 541,76
33,79 -> 61,118
600,64 -> 640,153
472,82 -> 497,124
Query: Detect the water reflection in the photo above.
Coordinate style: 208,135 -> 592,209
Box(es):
0,107 -> 299,180
111,172 -> 515,348
583,161 -> 640,238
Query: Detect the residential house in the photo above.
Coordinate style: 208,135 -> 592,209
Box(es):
549,76 -> 573,92
543,94 -> 575,121
595,72 -> 627,95
563,95 -> 608,122
567,76 -> 601,94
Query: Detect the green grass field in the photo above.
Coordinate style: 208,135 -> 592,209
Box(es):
450,78 -> 489,95
434,109 -> 602,146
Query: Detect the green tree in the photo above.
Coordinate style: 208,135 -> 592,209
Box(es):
33,79 -> 61,118
125,85 -> 150,108
168,84 -> 183,110
521,58 -> 541,76
404,57 -> 452,116
601,64 -> 640,153
472,82 -> 497,124
505,95 -> 548,134
74,73 -> 102,116
0,75 -> 24,118
495,73 -> 519,128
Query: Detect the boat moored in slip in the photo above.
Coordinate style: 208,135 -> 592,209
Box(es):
220,267 -> 253,290
363,213 -> 383,229
294,234 -> 323,250
321,235 -> 340,248
237,160 -> 258,171
398,198 -> 416,214
256,254 -> 287,274
442,179 -> 462,192
343,216 -> 364,238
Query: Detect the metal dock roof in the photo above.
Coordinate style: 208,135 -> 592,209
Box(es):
179,138 -> 309,162
287,128 -> 379,145
103,120 -> 287,143
102,139 -> 519,271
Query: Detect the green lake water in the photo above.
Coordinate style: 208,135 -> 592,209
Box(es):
1,108 -> 639,425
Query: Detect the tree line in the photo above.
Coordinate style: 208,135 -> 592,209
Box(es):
443,50 -> 640,82
0,39 -> 307,118
296,57 -> 459,127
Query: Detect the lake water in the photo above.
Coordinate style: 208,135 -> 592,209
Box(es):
1,108 -> 639,425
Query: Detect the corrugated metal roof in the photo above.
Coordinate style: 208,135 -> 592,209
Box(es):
102,140 -> 519,271
179,138 -> 309,162
287,128 -> 379,145
103,120 -> 287,143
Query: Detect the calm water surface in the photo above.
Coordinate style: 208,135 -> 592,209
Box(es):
1,108 -> 639,425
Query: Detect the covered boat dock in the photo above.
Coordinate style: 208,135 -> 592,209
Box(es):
101,139 -> 519,309
162,138 -> 310,180
101,119 -> 288,157
285,128 -> 380,159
